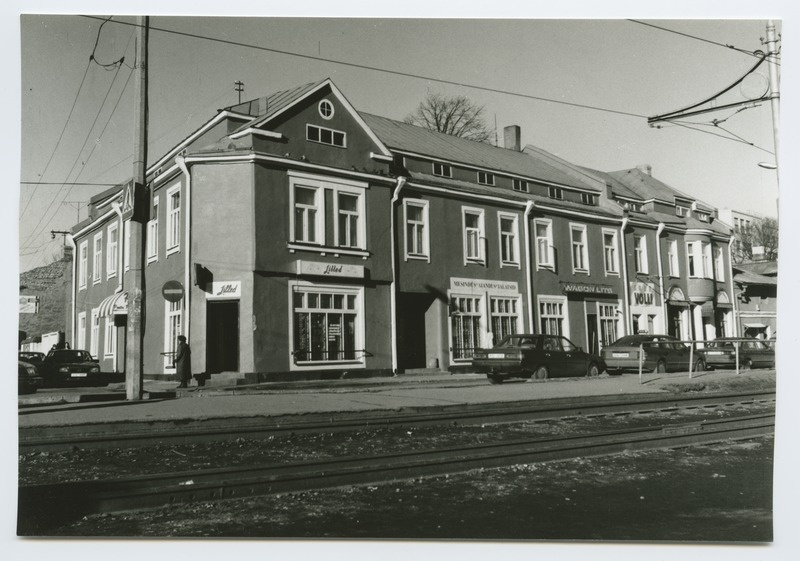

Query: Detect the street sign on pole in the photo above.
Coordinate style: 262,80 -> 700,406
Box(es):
162,280 -> 185,303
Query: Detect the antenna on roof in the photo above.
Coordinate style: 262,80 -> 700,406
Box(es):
234,80 -> 244,104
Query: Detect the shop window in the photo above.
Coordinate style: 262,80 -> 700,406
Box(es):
498,213 -> 519,266
163,300 -> 182,370
534,219 -> 554,269
306,124 -> 346,147
462,207 -> 485,264
404,199 -> 429,260
667,239 -> 679,277
166,186 -> 181,254
634,235 -> 648,274
104,317 -> 116,359
490,297 -> 519,345
93,232 -> 103,284
539,298 -> 565,336
78,240 -> 88,290
292,287 -> 361,363
106,222 -> 119,278
90,309 -> 100,357
603,229 -> 619,274
598,304 -> 620,347
570,224 -> 589,273
451,295 -> 483,360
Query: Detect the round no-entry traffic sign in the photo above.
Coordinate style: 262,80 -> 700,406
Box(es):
162,280 -> 185,302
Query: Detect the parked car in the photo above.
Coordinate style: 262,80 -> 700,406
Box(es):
19,351 -> 45,364
37,349 -> 104,387
472,334 -> 605,384
18,360 -> 43,394
697,338 -> 776,370
602,334 -> 705,374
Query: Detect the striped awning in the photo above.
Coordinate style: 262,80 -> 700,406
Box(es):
98,291 -> 128,317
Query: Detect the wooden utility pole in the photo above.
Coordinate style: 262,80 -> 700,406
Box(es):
765,20 -> 780,171
125,15 -> 149,400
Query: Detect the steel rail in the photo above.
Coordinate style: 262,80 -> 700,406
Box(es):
18,412 -> 774,534
19,390 -> 775,453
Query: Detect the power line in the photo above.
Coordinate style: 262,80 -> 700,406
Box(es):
665,120 -> 775,155
81,15 -> 648,120
20,181 -> 119,186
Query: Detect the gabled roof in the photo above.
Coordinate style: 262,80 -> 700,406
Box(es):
579,166 -> 644,201
361,113 -> 598,192
609,168 -> 714,211
229,80 -> 329,124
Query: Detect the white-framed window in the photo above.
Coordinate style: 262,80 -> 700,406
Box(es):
318,99 -> 334,119
78,240 -> 88,290
334,190 -> 365,249
163,300 -> 183,370
702,242 -> 713,279
432,162 -> 452,178
581,193 -> 596,206
291,284 -> 363,366
306,124 -> 346,147
123,220 -> 131,271
512,179 -> 528,192
490,297 -> 520,345
548,186 -> 563,200
534,219 -> 554,269
498,212 -> 519,266
404,199 -> 429,260
106,222 -> 119,278
667,239 -> 679,277
292,184 -> 323,244
166,185 -> 181,254
92,232 -> 103,284
104,316 -> 116,359
602,229 -> 619,275
598,303 -> 620,348
147,196 -> 159,263
539,296 -> 568,337
697,212 -> 710,222
450,295 -> 483,360
462,207 -> 485,264
90,309 -> 100,357
570,223 -> 589,273
676,205 -> 689,217
634,234 -> 648,274
477,171 -> 495,186
714,245 -> 725,281
687,241 -> 702,278
77,311 -> 87,350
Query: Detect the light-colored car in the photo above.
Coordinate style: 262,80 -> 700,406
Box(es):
698,338 -> 775,370
601,334 -> 705,374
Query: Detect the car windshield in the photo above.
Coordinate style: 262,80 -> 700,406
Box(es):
47,350 -> 92,363
497,336 -> 536,348
706,340 -> 735,348
610,335 -> 660,347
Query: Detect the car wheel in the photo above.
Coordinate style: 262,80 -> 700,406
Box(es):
653,360 -> 666,374
586,363 -> 600,377
487,375 -> 503,385
693,359 -> 705,372
741,358 -> 752,371
532,365 -> 549,380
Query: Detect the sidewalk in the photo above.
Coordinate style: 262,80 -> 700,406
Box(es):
19,369 -> 775,430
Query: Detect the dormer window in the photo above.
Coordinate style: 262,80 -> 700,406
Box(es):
432,162 -> 452,178
548,186 -> 563,200
307,124 -> 346,147
581,193 -> 596,206
512,179 -> 528,192
318,99 -> 334,119
676,205 -> 689,217
477,171 -> 495,186
697,212 -> 709,222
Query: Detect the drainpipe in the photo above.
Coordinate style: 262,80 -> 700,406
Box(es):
67,234 -> 77,347
110,203 -> 124,294
389,176 -> 407,374
523,201 -> 535,332
177,156 -> 192,345
655,222 -> 666,334
728,236 -> 738,337
619,216 -> 631,335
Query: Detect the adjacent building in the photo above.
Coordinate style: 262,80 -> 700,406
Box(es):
67,78 -> 738,382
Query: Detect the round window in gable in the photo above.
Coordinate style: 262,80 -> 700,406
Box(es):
318,99 -> 334,119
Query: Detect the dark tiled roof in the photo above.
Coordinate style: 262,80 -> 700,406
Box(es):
646,210 -> 731,235
229,79 -> 329,132
579,166 -> 643,201
734,261 -> 778,276
734,270 -> 777,285
361,113 -> 597,192
608,168 -> 714,211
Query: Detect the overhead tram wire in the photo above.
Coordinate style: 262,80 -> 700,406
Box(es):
665,120 -> 775,155
80,15 -> 648,121
627,19 -> 781,66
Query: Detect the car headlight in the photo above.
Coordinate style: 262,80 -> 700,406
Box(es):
90,366 -> 100,373
26,365 -> 37,376
59,366 -> 69,373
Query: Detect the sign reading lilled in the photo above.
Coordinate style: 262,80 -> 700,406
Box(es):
297,260 -> 364,278
450,278 -> 519,296
206,281 -> 242,299
561,282 -> 615,295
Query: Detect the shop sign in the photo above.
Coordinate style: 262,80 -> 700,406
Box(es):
450,277 -> 519,296
561,282 -> 614,295
297,260 -> 364,278
630,281 -> 657,306
19,295 -> 38,314
206,281 -> 241,299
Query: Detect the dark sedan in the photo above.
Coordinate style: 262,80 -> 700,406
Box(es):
18,361 -> 43,394
38,349 -> 104,387
472,334 -> 605,384
602,334 -> 704,374
697,338 -> 775,370
19,351 -> 45,364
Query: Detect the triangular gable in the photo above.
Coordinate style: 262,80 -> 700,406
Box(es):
243,78 -> 392,158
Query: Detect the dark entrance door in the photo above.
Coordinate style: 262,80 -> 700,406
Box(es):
206,300 -> 239,373
398,293 -> 435,370
586,313 -> 599,355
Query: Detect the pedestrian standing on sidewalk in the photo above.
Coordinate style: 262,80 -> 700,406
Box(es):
174,335 -> 192,388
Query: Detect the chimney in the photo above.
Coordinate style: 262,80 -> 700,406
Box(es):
605,183 -> 613,200
257,96 -> 269,116
504,125 -> 521,151
637,164 -> 652,176
62,245 -> 74,263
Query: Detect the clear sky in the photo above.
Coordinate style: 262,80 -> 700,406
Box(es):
14,8 -> 785,272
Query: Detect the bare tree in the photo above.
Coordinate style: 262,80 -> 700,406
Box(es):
734,216 -> 779,262
404,92 -> 493,143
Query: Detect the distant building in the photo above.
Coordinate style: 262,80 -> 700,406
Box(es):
18,248 -> 71,348
718,208 -> 767,263
732,261 -> 777,339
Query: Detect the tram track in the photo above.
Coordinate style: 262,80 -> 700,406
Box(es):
17,411 -> 774,535
19,390 -> 775,453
